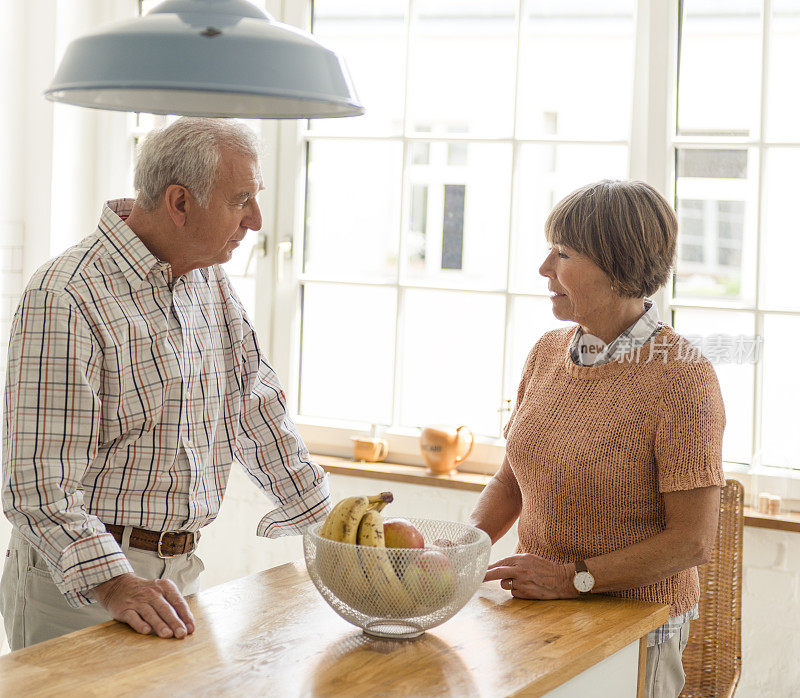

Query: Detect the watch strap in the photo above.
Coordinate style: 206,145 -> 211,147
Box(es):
575,559 -> 588,574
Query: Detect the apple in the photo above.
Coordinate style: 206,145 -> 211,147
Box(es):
383,518 -> 425,549
402,550 -> 457,608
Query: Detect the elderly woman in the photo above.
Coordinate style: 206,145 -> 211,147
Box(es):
473,180 -> 725,698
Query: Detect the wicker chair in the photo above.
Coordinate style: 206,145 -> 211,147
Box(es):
680,478 -> 744,698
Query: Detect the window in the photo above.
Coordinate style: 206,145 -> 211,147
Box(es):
671,0 -> 800,471
292,0 -> 635,458
140,0 -> 799,474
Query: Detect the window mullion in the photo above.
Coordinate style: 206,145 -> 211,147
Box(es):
388,0 -> 417,430
752,0 -> 772,464
631,0 -> 680,320
498,0 -> 526,431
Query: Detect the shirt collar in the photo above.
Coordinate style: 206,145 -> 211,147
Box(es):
97,199 -> 163,291
97,199 -> 212,289
570,298 -> 661,366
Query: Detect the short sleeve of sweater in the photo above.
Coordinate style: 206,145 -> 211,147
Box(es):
654,358 -> 726,492
503,340 -> 541,439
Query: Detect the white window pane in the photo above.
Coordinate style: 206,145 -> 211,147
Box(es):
310,0 -> 407,136
761,149 -> 800,310
517,1 -> 635,140
506,295 -> 573,404
299,283 -> 396,424
406,0 -> 517,138
403,143 -> 512,290
677,2 -> 761,137
766,1 -> 800,140
671,309 -> 756,465
224,226 -> 258,279
135,114 -> 174,130
510,144 -> 628,294
399,290 -> 505,436
304,140 -> 402,281
761,315 -> 800,470
228,275 -> 256,320
674,148 -> 757,305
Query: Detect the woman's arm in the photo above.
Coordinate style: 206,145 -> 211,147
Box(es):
469,457 -> 522,544
585,484 -> 719,592
485,484 -> 720,598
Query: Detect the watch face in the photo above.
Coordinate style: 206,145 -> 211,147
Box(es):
574,571 -> 595,593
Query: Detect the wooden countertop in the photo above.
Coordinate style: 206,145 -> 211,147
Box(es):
0,561 -> 668,697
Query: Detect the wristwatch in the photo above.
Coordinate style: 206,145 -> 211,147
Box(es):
572,560 -> 595,593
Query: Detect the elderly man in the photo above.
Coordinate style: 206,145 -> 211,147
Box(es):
1,118 -> 331,650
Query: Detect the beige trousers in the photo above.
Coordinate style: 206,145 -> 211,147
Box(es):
1,528 -> 204,651
645,620 -> 691,698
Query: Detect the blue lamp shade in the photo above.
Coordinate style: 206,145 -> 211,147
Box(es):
44,0 -> 364,119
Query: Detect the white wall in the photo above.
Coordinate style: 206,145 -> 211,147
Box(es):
0,0 -> 136,385
741,527 -> 800,696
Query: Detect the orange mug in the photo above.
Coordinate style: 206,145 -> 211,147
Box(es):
419,425 -> 474,475
351,437 -> 389,463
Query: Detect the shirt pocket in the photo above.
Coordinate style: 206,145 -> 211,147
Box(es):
100,381 -> 165,445
121,382 -> 165,434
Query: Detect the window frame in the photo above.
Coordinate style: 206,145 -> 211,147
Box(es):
670,0 -> 800,481
266,0 -> 679,473
112,0 -> 800,502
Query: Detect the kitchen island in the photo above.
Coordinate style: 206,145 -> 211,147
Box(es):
0,561 -> 668,697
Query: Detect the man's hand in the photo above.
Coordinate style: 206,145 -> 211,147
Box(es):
484,554 -> 579,599
90,573 -> 195,638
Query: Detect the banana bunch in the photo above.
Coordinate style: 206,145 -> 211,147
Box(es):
319,492 -> 393,543
317,493 -> 394,609
317,492 -> 418,617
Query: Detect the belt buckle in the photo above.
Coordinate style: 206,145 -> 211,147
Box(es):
158,530 -> 192,559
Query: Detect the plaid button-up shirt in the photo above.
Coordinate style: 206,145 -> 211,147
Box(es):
2,199 -> 331,607
569,299 -> 698,646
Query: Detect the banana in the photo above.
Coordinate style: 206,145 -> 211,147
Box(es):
320,492 -> 393,542
320,496 -> 369,542
367,491 -> 393,513
356,509 -> 417,617
317,493 -> 395,610
356,508 -> 385,546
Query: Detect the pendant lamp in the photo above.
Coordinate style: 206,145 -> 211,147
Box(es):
44,0 -> 364,119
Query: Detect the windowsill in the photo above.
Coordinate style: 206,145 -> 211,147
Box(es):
313,454 -> 800,534
742,507 -> 800,534
314,453 -> 492,492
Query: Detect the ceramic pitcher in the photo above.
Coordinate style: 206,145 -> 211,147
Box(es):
419,425 -> 474,475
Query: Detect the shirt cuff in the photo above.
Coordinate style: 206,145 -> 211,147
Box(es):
55,533 -> 135,608
256,482 -> 332,538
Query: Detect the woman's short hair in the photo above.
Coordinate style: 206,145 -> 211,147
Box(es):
544,180 -> 678,298
134,117 -> 260,210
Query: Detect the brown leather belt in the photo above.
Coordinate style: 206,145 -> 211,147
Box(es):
105,524 -> 196,559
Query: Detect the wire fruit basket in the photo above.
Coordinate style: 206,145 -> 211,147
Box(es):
304,518 -> 490,639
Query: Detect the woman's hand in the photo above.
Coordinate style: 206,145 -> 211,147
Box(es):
484,554 -> 578,599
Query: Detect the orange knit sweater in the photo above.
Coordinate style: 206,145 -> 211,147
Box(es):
504,324 -> 726,616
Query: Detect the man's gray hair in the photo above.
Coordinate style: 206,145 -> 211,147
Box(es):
134,117 -> 260,210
